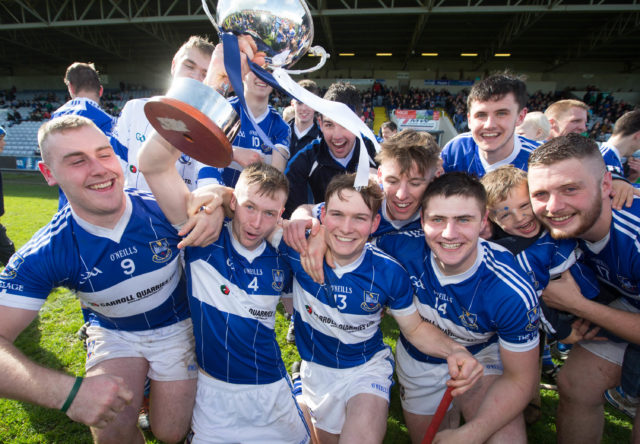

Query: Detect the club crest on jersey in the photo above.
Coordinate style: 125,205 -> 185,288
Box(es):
149,239 -> 172,263
459,308 -> 478,330
261,144 -> 272,154
220,285 -> 230,295
272,269 -> 285,291
526,306 -> 540,332
178,154 -> 191,165
1,253 -> 23,279
361,291 -> 380,312
617,274 -> 636,292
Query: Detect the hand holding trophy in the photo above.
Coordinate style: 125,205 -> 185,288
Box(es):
143,0 -> 325,168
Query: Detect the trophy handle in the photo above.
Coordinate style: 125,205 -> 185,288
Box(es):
283,46 -> 331,75
202,0 -> 220,34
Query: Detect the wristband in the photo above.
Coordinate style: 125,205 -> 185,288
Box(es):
60,376 -> 83,413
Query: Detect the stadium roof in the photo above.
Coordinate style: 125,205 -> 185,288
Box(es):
1,0 -> 639,76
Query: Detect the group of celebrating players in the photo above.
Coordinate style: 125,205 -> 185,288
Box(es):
0,31 -> 638,444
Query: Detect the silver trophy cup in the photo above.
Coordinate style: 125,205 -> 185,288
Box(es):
143,0 -> 315,167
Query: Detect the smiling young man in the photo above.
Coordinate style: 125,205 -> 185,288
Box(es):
283,81 -> 377,218
376,172 -> 540,443
0,116 -> 200,444
276,173 -> 483,444
111,35 -> 215,193
527,133 -> 640,443
288,79 -> 322,159
441,73 -> 540,177
211,70 -> 291,188
138,132 -> 310,443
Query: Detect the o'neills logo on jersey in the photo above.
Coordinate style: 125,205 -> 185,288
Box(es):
1,253 -> 24,279
272,269 -> 284,291
129,165 -> 137,173
305,304 -> 312,314
220,285 -> 230,295
149,239 -> 172,263
361,291 -> 380,312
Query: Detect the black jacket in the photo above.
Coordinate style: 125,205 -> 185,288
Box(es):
284,137 -> 377,218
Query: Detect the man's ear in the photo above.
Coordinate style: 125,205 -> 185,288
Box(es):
38,161 -> 58,186
99,85 -> 104,98
515,107 -> 528,127
370,213 -> 381,235
320,204 -> 326,224
601,171 -> 613,198
229,193 -> 237,213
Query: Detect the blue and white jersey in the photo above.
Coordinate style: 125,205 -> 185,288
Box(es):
110,98 -> 203,192
185,222 -> 292,385
441,133 -> 540,177
600,142 -> 625,178
0,189 -> 188,331
377,232 -> 539,364
52,98 -> 115,137
218,97 -> 290,187
373,199 -> 423,238
580,197 -> 640,310
279,242 -> 416,369
510,230 -> 599,299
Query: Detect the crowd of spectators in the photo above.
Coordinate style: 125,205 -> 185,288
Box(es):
1,81 -> 636,144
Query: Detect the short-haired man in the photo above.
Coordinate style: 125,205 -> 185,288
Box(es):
441,72 -> 540,177
380,121 -> 398,141
288,79 -> 322,159
527,133 -> 640,443
277,173 -> 482,443
600,109 -> 640,180
213,70 -> 291,188
284,81 -> 377,218
139,134 -> 310,443
52,62 -> 117,209
52,62 -> 115,137
0,116 -> 198,443
377,172 -> 540,443
111,35 -> 215,192
544,99 -> 589,139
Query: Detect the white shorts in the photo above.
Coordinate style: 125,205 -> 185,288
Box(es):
301,348 -> 394,434
190,371 -> 310,444
85,318 -> 197,381
396,340 -> 502,415
580,298 -> 634,365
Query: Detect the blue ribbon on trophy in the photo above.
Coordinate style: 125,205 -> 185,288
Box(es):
145,0 -> 380,188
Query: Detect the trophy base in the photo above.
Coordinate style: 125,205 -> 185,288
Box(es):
144,97 -> 234,168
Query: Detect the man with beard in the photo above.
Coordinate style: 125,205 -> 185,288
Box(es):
527,133 -> 640,442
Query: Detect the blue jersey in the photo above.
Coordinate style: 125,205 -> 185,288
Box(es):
580,197 -> 640,310
279,242 -> 416,369
217,97 -> 290,187
510,230 -> 599,299
377,232 -> 539,364
496,230 -> 600,340
0,189 -> 188,331
52,98 -> 115,137
185,223 -> 292,385
600,142 -> 625,178
441,133 -> 540,177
